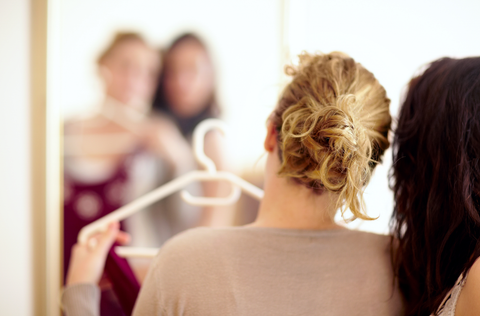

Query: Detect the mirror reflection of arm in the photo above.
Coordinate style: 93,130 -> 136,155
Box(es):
197,130 -> 236,227
143,115 -> 197,175
62,223 -> 129,316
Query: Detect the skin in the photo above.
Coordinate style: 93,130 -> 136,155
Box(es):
163,39 -> 215,118
162,38 -> 233,226
66,222 -> 130,286
64,38 -> 198,283
251,121 -> 344,230
455,258 -> 480,316
100,39 -> 160,111
64,38 -> 194,173
65,39 -> 161,164
196,130 -> 235,227
66,119 -> 344,286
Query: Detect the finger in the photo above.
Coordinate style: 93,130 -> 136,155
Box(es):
96,222 -> 120,252
115,231 -> 131,245
80,230 -> 101,248
87,237 -> 99,250
70,243 -> 87,257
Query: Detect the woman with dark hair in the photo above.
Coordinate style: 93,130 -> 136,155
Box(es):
153,33 -> 233,227
153,33 -> 220,137
391,57 -> 480,315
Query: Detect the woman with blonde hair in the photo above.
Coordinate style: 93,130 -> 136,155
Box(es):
63,52 -> 403,315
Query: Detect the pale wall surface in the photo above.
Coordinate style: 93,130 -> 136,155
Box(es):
0,0 -> 33,315
285,0 -> 480,233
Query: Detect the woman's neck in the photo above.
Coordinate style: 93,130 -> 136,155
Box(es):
102,96 -> 149,123
251,176 -> 343,230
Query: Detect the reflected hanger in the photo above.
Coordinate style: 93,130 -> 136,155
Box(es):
77,119 -> 264,258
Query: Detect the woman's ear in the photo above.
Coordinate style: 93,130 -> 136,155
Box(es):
264,121 -> 278,153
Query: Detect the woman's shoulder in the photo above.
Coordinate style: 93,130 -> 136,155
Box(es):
153,227 -> 236,264
455,257 -> 480,315
160,227 -> 224,249
160,226 -> 256,252
146,228 -> 242,288
338,229 -> 392,251
158,227 -> 392,258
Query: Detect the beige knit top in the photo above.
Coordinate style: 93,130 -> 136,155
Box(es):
63,226 -> 404,316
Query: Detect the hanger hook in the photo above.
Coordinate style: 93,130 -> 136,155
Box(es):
193,119 -> 227,173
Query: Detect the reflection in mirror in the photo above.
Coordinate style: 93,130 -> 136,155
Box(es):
61,1 -> 280,313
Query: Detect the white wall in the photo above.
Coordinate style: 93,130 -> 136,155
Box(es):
0,0 -> 33,315
287,0 -> 480,233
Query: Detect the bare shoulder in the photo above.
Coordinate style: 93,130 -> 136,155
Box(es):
456,257 -> 480,316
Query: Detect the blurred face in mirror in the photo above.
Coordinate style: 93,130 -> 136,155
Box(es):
100,39 -> 160,109
163,39 -> 214,118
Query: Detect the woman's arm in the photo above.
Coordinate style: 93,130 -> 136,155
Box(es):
62,222 -> 129,316
142,115 -> 196,175
197,130 -> 236,227
61,284 -> 100,316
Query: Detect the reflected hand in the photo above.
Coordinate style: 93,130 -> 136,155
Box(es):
140,115 -> 195,173
66,222 -> 130,286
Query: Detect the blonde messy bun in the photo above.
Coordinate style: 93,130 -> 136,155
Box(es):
272,52 -> 391,221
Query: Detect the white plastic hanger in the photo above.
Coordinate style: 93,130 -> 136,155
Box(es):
77,118 -> 264,258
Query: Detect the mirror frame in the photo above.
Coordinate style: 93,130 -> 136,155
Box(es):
31,0 -> 62,315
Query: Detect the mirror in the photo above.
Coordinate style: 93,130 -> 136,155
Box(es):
58,1 -> 282,314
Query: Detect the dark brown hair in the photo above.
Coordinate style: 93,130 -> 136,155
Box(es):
391,57 -> 480,315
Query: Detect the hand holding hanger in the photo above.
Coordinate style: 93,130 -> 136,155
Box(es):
67,222 -> 130,286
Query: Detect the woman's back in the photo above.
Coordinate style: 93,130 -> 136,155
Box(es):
134,227 -> 403,316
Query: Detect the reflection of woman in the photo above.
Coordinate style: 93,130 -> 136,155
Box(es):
153,33 -> 233,226
391,57 -> 480,315
63,32 -> 192,314
62,52 -> 403,315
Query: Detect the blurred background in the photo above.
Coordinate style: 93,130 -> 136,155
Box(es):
1,0 -> 480,315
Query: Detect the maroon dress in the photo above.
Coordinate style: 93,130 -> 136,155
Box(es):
64,156 -> 140,315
